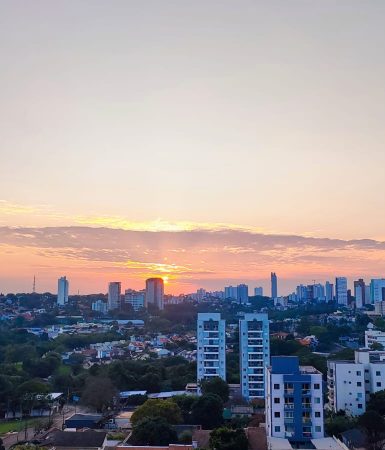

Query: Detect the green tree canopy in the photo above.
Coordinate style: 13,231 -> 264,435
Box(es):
358,410 -> 385,450
367,389 -> 385,415
201,377 -> 229,402
209,427 -> 248,450
130,417 -> 177,446
80,376 -> 117,412
191,394 -> 224,429
131,398 -> 182,426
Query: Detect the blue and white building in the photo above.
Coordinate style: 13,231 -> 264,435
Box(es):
197,313 -> 226,384
266,356 -> 324,443
240,313 -> 270,400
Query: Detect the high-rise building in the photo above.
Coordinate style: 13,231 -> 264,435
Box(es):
271,272 -> 278,299
335,277 -> 348,306
92,299 -> 108,314
57,276 -> 69,306
296,284 -> 307,301
370,279 -> 385,303
325,281 -> 334,302
197,313 -> 226,384
108,281 -> 121,310
312,284 -> 325,301
266,356 -> 324,443
124,289 -> 145,311
254,287 -> 263,296
196,288 -> 206,301
239,313 -> 269,400
354,279 -> 366,308
327,349 -> 385,416
145,277 -> 164,310
237,284 -> 249,305
224,286 -> 237,300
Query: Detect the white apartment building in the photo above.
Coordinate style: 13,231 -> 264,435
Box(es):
266,356 -> 324,444
327,349 -> 385,416
239,313 -> 269,400
365,326 -> 385,349
124,290 -> 145,311
57,276 -> 69,306
197,313 -> 226,384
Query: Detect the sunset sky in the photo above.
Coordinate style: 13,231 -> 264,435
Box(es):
1,1 -> 385,294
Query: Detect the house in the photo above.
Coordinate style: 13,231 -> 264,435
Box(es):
65,413 -> 103,429
51,430 -> 107,450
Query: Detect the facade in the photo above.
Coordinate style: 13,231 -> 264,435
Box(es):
266,356 -> 324,444
239,313 -> 270,400
374,301 -> 385,316
224,286 -> 237,300
197,313 -> 226,384
124,290 -> 145,311
370,279 -> 385,303
271,272 -> 278,299
145,278 -> 164,310
365,328 -> 385,349
237,284 -> 249,305
108,282 -> 121,310
325,281 -> 334,302
354,279 -> 366,308
254,286 -> 263,296
91,299 -> 108,314
335,277 -> 348,306
327,349 -> 385,416
57,276 -> 69,306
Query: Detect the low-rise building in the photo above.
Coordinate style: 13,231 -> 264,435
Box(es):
327,349 -> 385,416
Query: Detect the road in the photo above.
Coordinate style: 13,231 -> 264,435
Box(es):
2,405 -> 78,450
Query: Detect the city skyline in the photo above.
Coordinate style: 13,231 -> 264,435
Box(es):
2,1 -> 385,294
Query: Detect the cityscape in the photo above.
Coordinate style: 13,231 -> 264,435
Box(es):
1,1 -> 385,450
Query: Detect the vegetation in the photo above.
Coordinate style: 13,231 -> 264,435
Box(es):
200,377 -> 229,403
131,399 -> 182,426
130,417 -> 178,446
209,427 -> 248,450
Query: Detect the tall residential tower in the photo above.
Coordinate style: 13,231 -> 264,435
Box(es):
239,313 -> 270,400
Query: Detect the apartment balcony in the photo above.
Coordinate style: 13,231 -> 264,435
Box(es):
284,389 -> 294,395
284,418 -> 294,424
302,432 -> 312,438
285,432 -> 294,438
302,404 -> 312,410
302,418 -> 312,424
284,404 -> 295,410
302,389 -> 311,395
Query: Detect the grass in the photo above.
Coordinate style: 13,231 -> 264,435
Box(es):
0,418 -> 45,435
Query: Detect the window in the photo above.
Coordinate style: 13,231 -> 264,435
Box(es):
377,382 -> 382,387
376,371 -> 381,376
274,412 -> 280,418
356,371 -> 361,376
357,382 -> 362,387
315,426 -> 321,432
274,398 -> 280,404
275,426 -> 280,432
315,412 -> 321,417
274,384 -> 280,389
314,398 -> 321,404
358,404 -> 363,409
314,383 -> 320,389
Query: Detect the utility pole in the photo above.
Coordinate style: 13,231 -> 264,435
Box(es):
32,275 -> 36,293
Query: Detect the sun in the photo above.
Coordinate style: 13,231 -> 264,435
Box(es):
162,276 -> 169,284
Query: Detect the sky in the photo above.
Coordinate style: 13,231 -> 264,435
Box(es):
1,1 -> 385,295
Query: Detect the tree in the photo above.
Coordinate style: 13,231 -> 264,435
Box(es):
325,414 -> 357,437
172,395 -> 196,423
201,377 -> 229,402
130,417 -> 177,446
209,427 -> 248,450
370,342 -> 384,351
367,389 -> 385,415
131,399 -> 182,426
0,438 -> 5,450
191,394 -> 224,429
81,376 -> 117,412
358,410 -> 385,450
